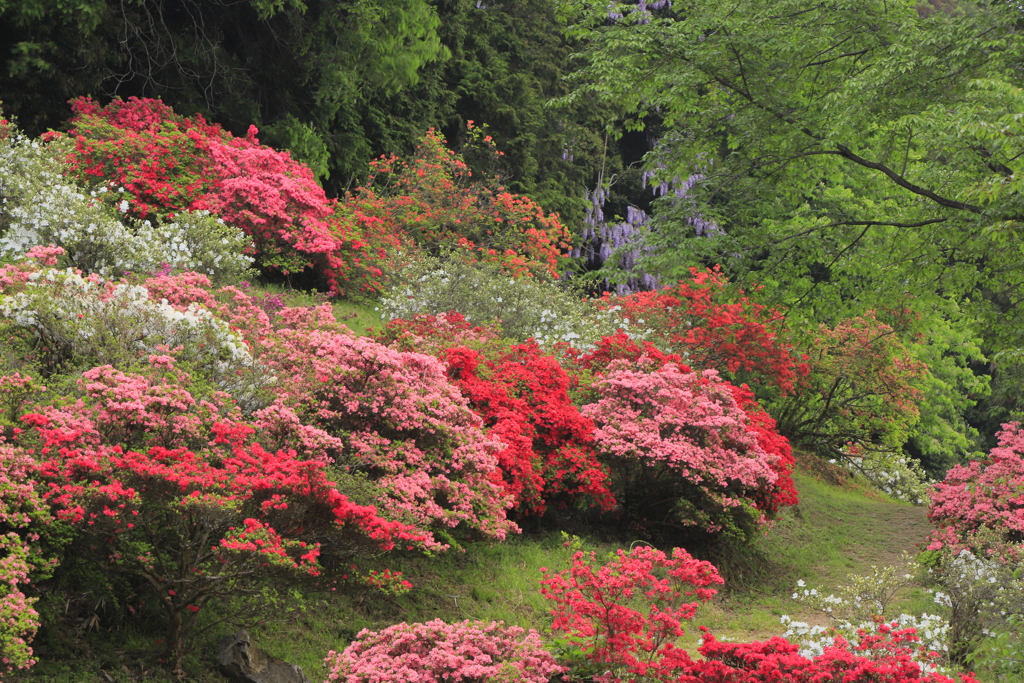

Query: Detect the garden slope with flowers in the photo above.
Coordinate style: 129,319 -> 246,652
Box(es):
0,102 -> 1020,682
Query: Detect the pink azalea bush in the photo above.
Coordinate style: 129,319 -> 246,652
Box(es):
259,326 -> 516,546
581,356 -> 783,539
927,422 -> 1024,560
323,619 -> 563,683
66,97 -> 399,294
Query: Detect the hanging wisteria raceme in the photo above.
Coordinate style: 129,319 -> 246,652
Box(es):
573,154 -> 718,293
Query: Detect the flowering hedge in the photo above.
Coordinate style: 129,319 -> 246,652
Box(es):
323,619 -> 563,683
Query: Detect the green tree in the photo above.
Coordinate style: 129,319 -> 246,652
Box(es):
557,0 -> 1024,345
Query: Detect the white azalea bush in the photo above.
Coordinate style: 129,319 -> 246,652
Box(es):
932,547 -> 1024,669
377,255 -> 643,351
0,120 -> 252,280
0,267 -> 267,402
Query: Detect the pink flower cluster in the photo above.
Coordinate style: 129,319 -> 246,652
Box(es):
323,619 -> 563,683
582,356 -> 781,537
927,422 -> 1024,559
0,441 -> 57,674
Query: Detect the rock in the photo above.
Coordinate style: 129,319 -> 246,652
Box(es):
216,630 -> 310,683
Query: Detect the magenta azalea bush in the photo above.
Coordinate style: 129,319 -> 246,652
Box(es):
323,619 -> 563,683
582,356 -> 783,540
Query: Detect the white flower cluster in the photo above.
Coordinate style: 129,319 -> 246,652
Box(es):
0,268 -> 267,400
377,256 -> 647,351
780,612 -> 950,670
0,126 -> 253,280
834,449 -> 931,504
783,556 -> 951,670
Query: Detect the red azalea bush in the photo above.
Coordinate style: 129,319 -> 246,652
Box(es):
350,128 -> 573,278
927,423 -> 1024,560
379,312 -> 613,516
21,412 -> 422,668
596,267 -> 807,394
323,619 -> 563,683
540,545 -> 723,681
688,624 -> 976,683
581,355 -> 787,540
65,97 -> 399,294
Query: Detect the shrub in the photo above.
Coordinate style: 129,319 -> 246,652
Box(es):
260,325 -> 517,547
581,356 -> 786,540
0,440 -> 59,677
23,412 -> 423,670
540,545 -> 722,681
0,118 -> 252,280
691,624 -> 976,683
376,255 -> 636,350
770,313 -> 927,461
930,548 -> 1024,666
350,127 -> 572,278
323,619 -> 563,683
0,266 -> 256,383
380,313 -> 615,516
927,423 -> 1024,560
596,267 -> 807,394
65,96 -> 398,294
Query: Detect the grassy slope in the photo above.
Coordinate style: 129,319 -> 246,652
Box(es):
23,294 -> 938,682
25,450 -> 935,683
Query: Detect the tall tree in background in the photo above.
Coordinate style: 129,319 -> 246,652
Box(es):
0,0 -> 447,183
557,0 -> 1024,347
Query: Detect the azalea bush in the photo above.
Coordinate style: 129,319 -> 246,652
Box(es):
690,624 -> 976,683
540,545 -> 723,681
0,439 -> 59,676
351,127 -> 572,278
596,267 -> 807,394
0,116 -> 252,280
581,356 -> 788,540
379,312 -> 613,517
323,619 -> 563,683
0,264 -> 257,383
927,423 -> 1024,560
64,97 -> 398,294
20,410 -> 423,670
